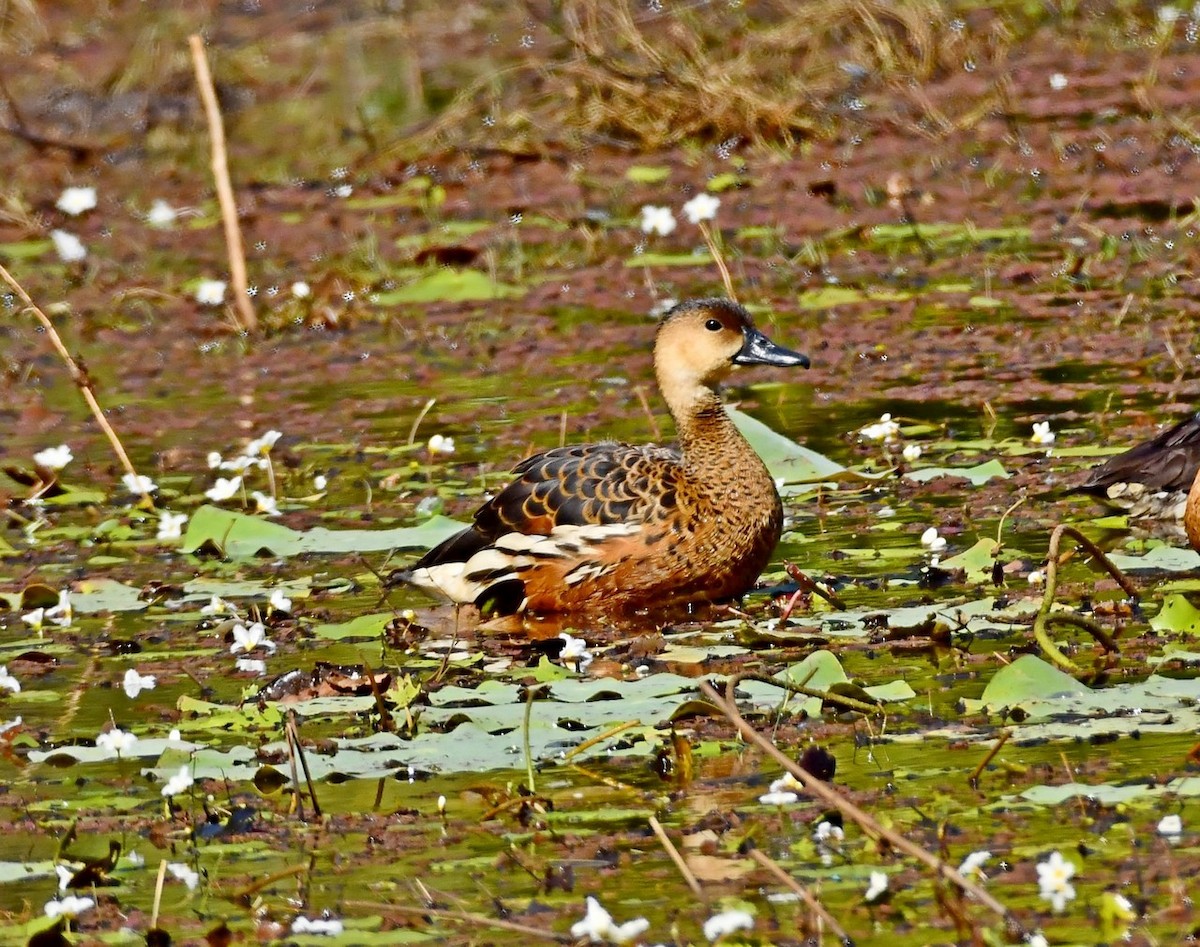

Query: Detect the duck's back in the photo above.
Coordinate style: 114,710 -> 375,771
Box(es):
399,437 -> 782,614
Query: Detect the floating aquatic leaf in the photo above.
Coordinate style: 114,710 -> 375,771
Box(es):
371,269 -> 525,304
625,165 -> 671,183
903,460 -> 1010,486
625,251 -> 713,267
938,538 -> 1000,583
312,613 -> 393,641
728,407 -> 875,489
975,654 -> 1089,711
180,505 -> 465,558
1019,776 -> 1200,806
1108,545 -> 1200,573
706,172 -> 749,192
1150,594 -> 1200,634
72,579 -> 147,614
796,286 -> 912,308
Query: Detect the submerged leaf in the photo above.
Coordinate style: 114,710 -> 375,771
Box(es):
904,460 -> 1010,486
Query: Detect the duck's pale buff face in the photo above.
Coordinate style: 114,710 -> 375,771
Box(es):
654,305 -> 747,399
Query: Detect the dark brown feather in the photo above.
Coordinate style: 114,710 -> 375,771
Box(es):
412,442 -> 682,571
1077,412 -> 1200,495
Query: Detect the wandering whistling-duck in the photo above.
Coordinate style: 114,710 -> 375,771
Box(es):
1076,411 -> 1200,521
392,298 -> 810,614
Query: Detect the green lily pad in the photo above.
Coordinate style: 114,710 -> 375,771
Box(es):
975,654 -> 1090,711
625,252 -> 713,267
904,460 -> 1010,486
1150,594 -> 1200,634
938,538 -> 1000,583
625,165 -> 671,184
180,505 -> 465,558
728,408 -> 876,490
372,269 -> 525,304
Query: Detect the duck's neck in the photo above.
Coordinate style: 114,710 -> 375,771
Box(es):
666,384 -> 764,477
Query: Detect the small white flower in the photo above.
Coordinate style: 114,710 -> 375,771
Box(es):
958,850 -> 991,880
437,794 -> 447,813
1036,850 -> 1077,913
33,445 -> 73,470
96,727 -> 139,758
901,443 -> 922,462
21,608 -> 45,631
46,590 -> 72,627
1157,814 -> 1183,836
55,865 -> 73,891
703,909 -> 754,941
1031,421 -> 1055,445
146,199 -> 178,227
168,728 -> 181,741
235,657 -> 266,674
269,589 -> 293,614
50,230 -> 87,262
313,474 -> 328,491
161,764 -> 194,797
231,621 -> 276,654
570,897 -> 650,944
1028,570 -> 1045,586
1049,72 -> 1068,90
427,434 -> 455,455
195,279 -> 227,306
0,666 -> 20,694
813,820 -> 843,844
1027,935 -> 1048,947
167,862 -> 200,890
246,430 -> 282,455
251,491 -> 279,516
219,454 -> 265,474
122,472 -> 158,495
1159,4 -> 1181,23
639,204 -> 676,236
157,511 -> 187,540
921,527 -> 947,551
865,870 -> 889,902
205,475 -> 242,501
558,632 -> 593,671
44,896 -> 95,918
682,193 -> 720,224
758,790 -> 798,805
291,281 -> 311,299
206,451 -> 223,469
860,413 -> 900,442
56,186 -> 97,216
122,668 -> 156,698
200,595 -> 234,616
292,916 -> 344,935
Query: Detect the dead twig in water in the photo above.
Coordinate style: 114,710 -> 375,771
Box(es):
648,815 -> 702,897
782,560 -> 847,612
1033,523 -> 1136,674
698,678 -> 1022,937
727,670 -> 879,716
189,34 -> 257,333
0,263 -> 155,508
344,901 -> 571,942
747,847 -> 851,944
968,730 -> 1011,790
285,710 -> 322,819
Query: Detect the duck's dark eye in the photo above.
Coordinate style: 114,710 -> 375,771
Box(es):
704,318 -> 722,332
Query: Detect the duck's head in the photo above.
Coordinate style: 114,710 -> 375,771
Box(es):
654,298 -> 809,397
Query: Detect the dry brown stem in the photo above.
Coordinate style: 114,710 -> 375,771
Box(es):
699,679 -> 1022,935
0,263 -> 154,507
189,33 -> 256,333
